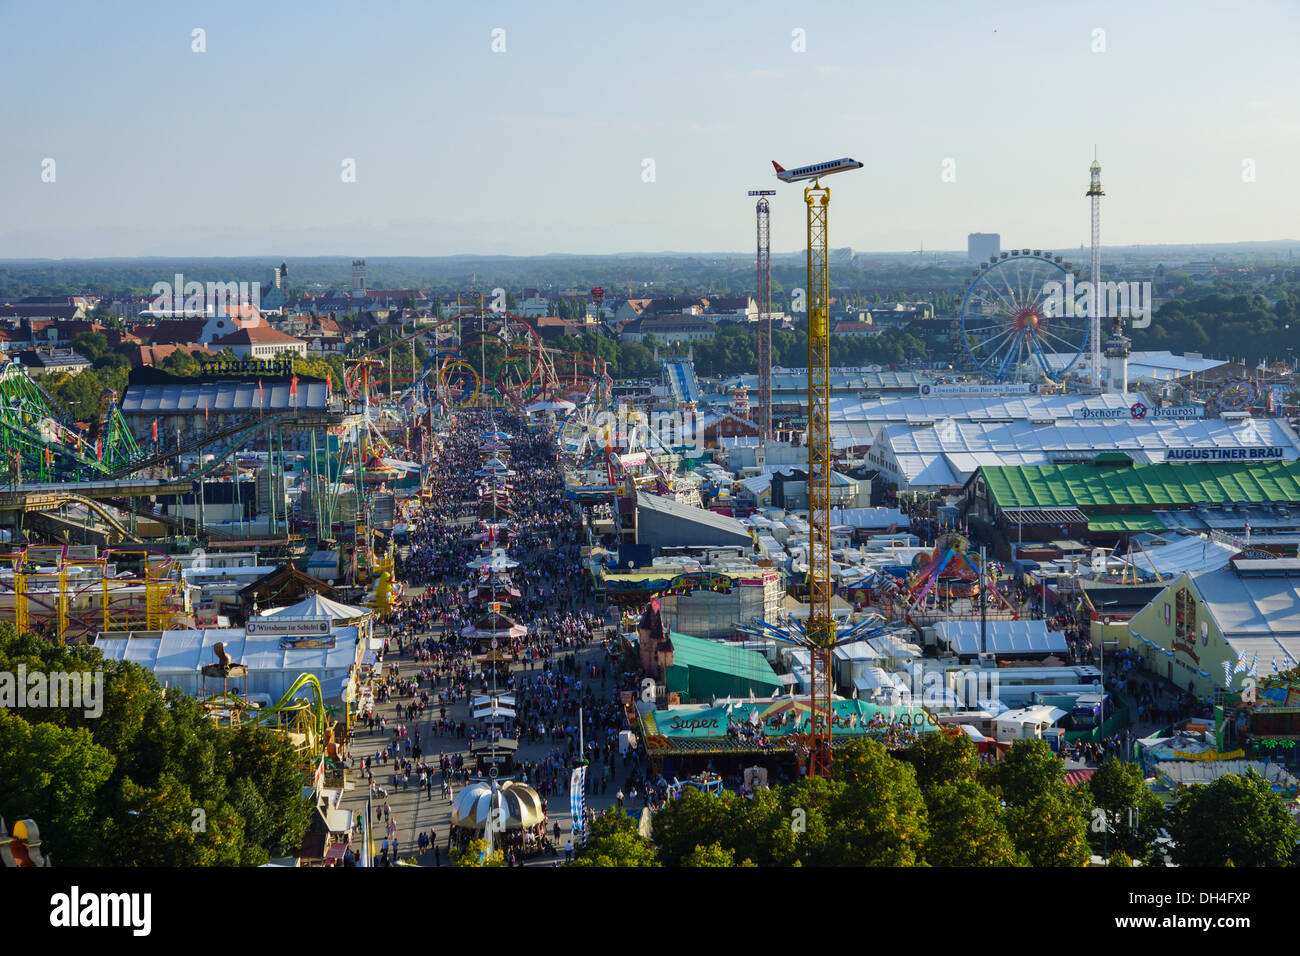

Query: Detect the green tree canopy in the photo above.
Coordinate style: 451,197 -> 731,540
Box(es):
924,781 -> 1023,867
572,809 -> 660,867
1168,770 -> 1299,867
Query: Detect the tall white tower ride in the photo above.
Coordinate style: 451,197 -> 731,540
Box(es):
1086,159 -> 1104,388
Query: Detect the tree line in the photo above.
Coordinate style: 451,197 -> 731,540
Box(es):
557,735 -> 1297,868
0,625 -> 312,865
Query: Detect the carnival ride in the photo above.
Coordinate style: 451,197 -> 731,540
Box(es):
896,535 -> 1016,627
0,545 -> 182,642
0,360 -> 141,484
346,309 -> 611,412
201,671 -> 335,774
1211,377 -> 1265,412
959,251 -> 1087,383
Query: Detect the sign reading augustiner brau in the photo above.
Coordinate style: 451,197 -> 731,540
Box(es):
1165,447 -> 1285,462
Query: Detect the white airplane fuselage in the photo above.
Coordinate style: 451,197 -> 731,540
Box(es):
772,157 -> 864,183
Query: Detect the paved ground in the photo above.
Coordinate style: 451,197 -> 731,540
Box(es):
339,590 -> 641,866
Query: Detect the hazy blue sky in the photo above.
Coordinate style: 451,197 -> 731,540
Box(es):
1,0 -> 1297,258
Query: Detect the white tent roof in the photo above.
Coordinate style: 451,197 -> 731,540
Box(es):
1123,534 -> 1239,577
829,508 -> 908,530
933,619 -> 1068,656
260,593 -> 371,622
466,549 -> 519,571
94,626 -> 360,675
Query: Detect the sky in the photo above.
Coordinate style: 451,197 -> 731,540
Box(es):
1,0 -> 1297,259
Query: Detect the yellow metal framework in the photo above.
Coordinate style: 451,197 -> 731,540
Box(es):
805,183 -> 835,778
0,548 -> 181,643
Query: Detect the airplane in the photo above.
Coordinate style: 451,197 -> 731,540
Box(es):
772,157 -> 864,183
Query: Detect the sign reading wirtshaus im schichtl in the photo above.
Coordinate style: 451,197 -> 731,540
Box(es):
246,618 -> 332,636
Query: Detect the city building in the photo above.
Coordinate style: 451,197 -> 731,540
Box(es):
208,325 -> 308,360
14,348 -> 91,376
968,233 -> 1001,263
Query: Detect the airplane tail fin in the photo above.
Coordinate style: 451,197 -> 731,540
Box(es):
771,161 -> 785,173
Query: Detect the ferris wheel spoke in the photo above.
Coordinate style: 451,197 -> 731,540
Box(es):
994,329 -> 1026,381
969,276 -> 1015,318
997,267 -> 1025,311
968,325 -> 1019,360
964,321 -> 1016,340
1010,257 -> 1030,302
984,278 -> 1021,318
1037,325 -> 1085,357
968,332 -> 1020,369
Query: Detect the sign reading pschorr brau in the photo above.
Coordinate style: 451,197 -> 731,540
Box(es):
246,618 -> 332,636
1077,404 -> 1205,420
1165,446 -> 1286,462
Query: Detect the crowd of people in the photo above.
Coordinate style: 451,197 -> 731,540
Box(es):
349,408 -> 657,865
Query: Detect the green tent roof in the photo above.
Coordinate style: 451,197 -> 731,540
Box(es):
1087,513 -> 1169,533
982,460 -> 1300,510
667,631 -> 782,687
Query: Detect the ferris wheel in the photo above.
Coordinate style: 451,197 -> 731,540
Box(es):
959,250 -> 1089,382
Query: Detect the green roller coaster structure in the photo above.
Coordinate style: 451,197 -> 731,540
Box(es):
0,361 -> 142,484
205,671 -> 330,768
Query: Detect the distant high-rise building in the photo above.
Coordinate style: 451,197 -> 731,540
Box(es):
352,259 -> 367,298
968,233 -> 1000,263
274,261 -> 288,294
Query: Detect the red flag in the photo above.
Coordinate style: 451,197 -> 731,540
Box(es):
326,371 -> 332,393
151,418 -> 158,441
205,400 -> 209,421
258,379 -> 264,402
95,438 -> 102,460
44,446 -> 52,467
290,375 -> 299,397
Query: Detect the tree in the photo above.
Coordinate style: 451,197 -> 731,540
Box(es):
451,839 -> 504,866
924,781 -> 1023,866
901,729 -> 981,790
647,788 -> 741,866
1004,792 -> 1092,867
682,842 -> 753,867
994,738 -> 1069,806
1168,770 -> 1299,867
0,708 -> 116,866
822,739 -> 929,866
104,773 -> 254,867
159,348 -> 201,377
71,331 -> 108,363
0,625 -> 313,866
571,810 -> 660,867
1086,757 -> 1165,860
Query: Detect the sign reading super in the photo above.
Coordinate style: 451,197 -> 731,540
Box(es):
1165,447 -> 1286,461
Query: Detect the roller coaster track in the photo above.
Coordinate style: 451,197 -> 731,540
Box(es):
26,493 -> 144,543
108,406 -> 362,481
255,672 -> 328,749
106,412 -> 299,478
